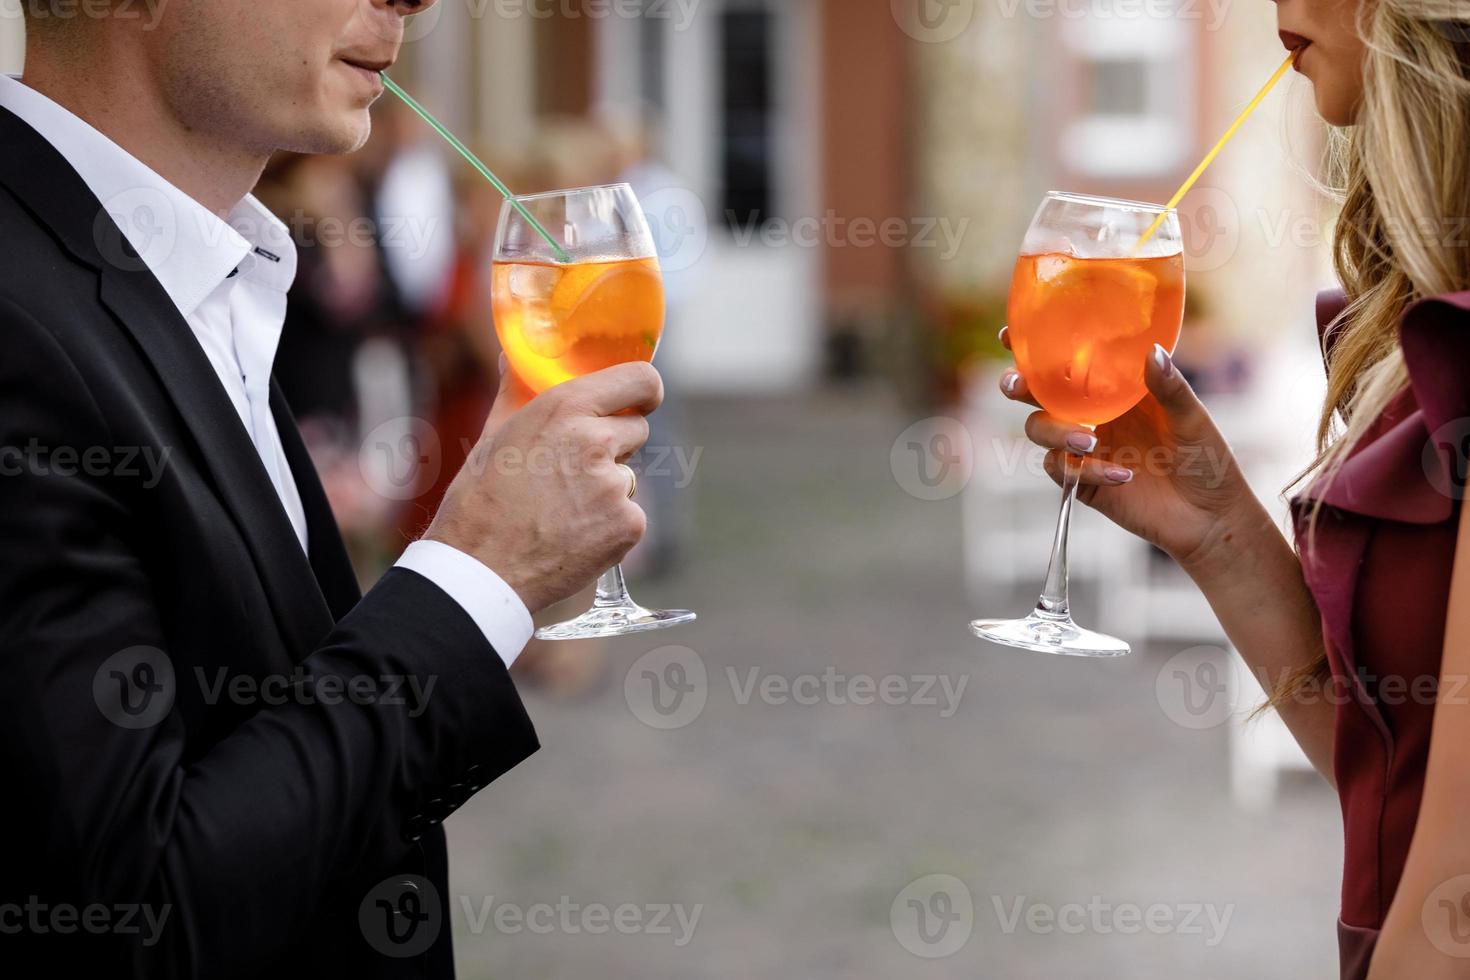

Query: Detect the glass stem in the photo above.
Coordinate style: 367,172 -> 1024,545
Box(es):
1036,450 -> 1084,620
593,564 -> 634,608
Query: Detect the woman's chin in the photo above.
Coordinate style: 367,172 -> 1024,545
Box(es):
1303,63 -> 1364,127
1313,86 -> 1360,127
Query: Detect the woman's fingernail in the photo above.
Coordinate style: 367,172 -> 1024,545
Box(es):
998,326 -> 1009,345
1153,343 -> 1174,378
1105,466 -> 1134,484
1001,371 -> 1019,395
1066,431 -> 1098,454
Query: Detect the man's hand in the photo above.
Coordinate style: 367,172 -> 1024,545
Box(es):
423,357 -> 663,614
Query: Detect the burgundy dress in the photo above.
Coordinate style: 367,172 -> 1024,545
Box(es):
1292,288 -> 1470,979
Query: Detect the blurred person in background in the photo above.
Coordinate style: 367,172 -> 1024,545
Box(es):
0,0 -> 665,975
398,144 -> 523,537
1001,3 -> 1470,977
370,97 -> 458,324
256,149 -> 414,572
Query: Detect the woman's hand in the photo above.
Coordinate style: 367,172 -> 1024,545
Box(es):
999,327 -> 1257,573
1001,328 -> 1336,776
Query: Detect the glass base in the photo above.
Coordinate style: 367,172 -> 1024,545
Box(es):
535,601 -> 697,641
969,610 -> 1130,658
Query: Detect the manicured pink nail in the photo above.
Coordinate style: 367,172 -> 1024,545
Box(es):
1105,466 -> 1134,484
1153,344 -> 1173,378
1066,431 -> 1098,454
1001,371 -> 1019,395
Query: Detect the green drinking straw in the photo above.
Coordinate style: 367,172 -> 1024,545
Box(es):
380,73 -> 572,264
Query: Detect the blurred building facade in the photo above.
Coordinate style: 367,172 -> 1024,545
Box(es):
0,0 -> 1331,394
388,0 -> 1328,395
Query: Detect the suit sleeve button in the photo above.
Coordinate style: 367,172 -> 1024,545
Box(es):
403,813 -> 427,842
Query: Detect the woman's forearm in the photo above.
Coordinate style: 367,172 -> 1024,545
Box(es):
1177,498 -> 1337,783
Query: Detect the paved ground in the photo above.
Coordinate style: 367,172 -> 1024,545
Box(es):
446,386 -> 1342,979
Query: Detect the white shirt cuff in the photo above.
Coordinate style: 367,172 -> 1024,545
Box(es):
394,539 -> 534,668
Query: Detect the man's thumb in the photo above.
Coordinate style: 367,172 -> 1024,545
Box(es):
485,353 -> 533,435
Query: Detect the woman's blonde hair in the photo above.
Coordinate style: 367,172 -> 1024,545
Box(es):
1273,4 -> 1470,702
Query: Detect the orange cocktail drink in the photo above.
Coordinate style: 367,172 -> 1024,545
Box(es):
1007,252 -> 1185,427
491,256 -> 665,394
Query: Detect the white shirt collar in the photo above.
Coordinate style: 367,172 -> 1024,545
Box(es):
0,73 -> 297,317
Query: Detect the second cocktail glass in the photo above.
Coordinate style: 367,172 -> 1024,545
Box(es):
970,191 -> 1185,657
491,182 -> 696,640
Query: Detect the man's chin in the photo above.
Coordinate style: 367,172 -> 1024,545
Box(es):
283,112 -> 374,156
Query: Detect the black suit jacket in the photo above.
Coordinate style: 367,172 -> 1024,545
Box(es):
0,106 -> 538,977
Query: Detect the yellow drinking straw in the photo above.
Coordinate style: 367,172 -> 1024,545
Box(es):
1135,49 -> 1300,252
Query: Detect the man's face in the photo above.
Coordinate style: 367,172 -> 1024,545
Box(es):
147,0 -> 437,155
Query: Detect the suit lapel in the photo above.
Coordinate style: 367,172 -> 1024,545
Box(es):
0,105 -> 338,660
271,382 -> 363,620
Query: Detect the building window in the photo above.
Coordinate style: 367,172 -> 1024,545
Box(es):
719,7 -> 775,231
638,0 -> 666,111
1058,13 -> 1194,179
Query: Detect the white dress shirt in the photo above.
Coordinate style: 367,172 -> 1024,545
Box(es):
0,74 -> 532,666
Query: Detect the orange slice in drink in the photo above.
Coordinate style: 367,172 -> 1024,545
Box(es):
1031,255 -> 1159,336
550,261 -> 664,374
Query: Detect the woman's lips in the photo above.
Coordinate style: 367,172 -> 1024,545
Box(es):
1278,31 -> 1312,70
1279,31 -> 1312,54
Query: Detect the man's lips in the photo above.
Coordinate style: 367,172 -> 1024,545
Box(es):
337,56 -> 392,93
340,56 -> 393,74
